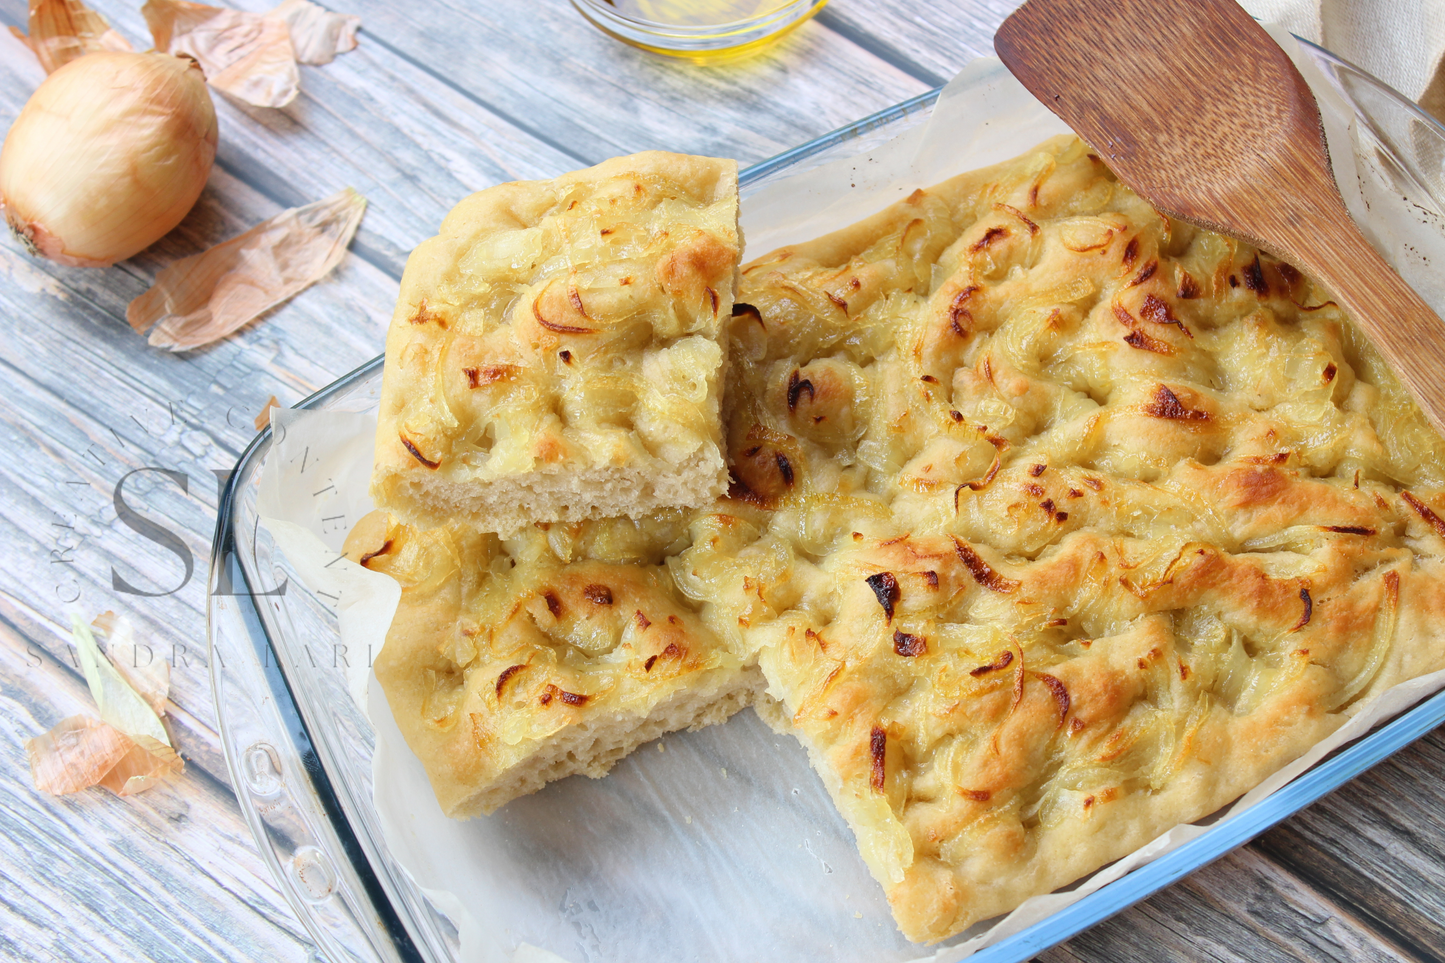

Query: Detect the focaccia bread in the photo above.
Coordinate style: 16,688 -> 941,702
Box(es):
674,135 -> 1445,942
370,152 -> 740,535
345,509 -> 759,818
360,134 -> 1445,943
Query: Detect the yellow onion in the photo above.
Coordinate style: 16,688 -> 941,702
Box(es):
0,51 -> 217,268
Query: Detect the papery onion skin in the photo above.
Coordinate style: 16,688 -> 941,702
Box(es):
0,51 -> 217,268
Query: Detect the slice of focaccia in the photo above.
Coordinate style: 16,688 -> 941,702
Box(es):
675,134 -> 1445,942
344,509 -> 759,818
371,152 -> 740,535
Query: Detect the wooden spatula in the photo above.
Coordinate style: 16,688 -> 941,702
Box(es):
994,0 -> 1445,435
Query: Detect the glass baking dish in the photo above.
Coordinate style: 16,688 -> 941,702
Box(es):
209,37 -> 1445,963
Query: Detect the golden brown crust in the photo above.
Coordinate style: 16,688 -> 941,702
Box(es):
370,152 -> 740,535
350,510 -> 756,817
677,135 -> 1445,942
364,136 -> 1445,941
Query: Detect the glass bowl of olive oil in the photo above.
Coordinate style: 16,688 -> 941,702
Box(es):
572,0 -> 829,63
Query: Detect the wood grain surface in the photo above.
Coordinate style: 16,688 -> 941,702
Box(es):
0,1 -> 1441,961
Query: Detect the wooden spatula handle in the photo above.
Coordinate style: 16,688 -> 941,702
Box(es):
1282,214 -> 1445,433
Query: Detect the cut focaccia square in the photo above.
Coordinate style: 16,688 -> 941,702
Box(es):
676,135 -> 1445,942
345,510 -> 759,818
371,152 -> 740,535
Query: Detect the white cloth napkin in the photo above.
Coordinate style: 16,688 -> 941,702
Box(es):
1242,0 -> 1445,119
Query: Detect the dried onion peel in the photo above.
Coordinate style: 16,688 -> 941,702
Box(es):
92,611 -> 170,719
128,187 -> 367,351
25,615 -> 182,798
143,0 -> 299,108
71,614 -> 172,748
99,735 -> 183,796
0,51 -> 217,267
26,716 -> 135,796
270,0 -> 360,66
9,0 -> 134,75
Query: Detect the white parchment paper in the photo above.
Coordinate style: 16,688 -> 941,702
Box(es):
256,30 -> 1445,963
255,406 -> 398,710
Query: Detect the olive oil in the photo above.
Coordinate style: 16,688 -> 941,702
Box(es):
578,0 -> 827,63
606,0 -> 797,27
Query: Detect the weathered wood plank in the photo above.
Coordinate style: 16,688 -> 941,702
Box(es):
241,0 -> 931,168
1182,847 -> 1411,960
0,0 -> 583,278
819,0 -> 1024,85
0,17 -> 443,959
0,611 -> 312,963
1252,729 -> 1445,960
1041,845 -> 1418,963
0,187 -> 396,665
1,0 -> 933,279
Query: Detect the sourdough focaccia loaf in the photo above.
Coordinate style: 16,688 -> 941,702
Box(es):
362,135 -> 1445,943
345,509 -> 759,817
371,152 -> 740,535
676,134 -> 1445,942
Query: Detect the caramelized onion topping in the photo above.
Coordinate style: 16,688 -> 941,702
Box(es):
731,302 -> 763,327
1242,254 -> 1269,295
970,650 -> 1015,677
787,369 -> 815,411
399,434 -> 439,469
358,539 -> 392,568
1036,672 -> 1070,728
1139,293 -> 1192,337
892,630 -> 926,657
1292,587 -> 1312,631
949,285 -> 979,337
495,664 -> 526,696
1402,492 -> 1445,538
532,292 -> 595,334
1128,260 -> 1158,287
539,684 -> 588,707
1123,328 -> 1175,354
970,226 -> 1009,252
865,572 -> 900,622
869,725 -> 887,792
994,203 -> 1039,235
1143,384 -> 1209,421
952,538 -> 1020,593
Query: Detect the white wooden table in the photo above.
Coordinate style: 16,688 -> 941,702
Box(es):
1,2 -> 1442,960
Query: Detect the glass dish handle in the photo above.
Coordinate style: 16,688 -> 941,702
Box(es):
210,555 -> 414,963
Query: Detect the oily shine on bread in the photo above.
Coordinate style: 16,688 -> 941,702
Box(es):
361,136 -> 1445,944
344,508 -> 761,818
370,152 -> 741,535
